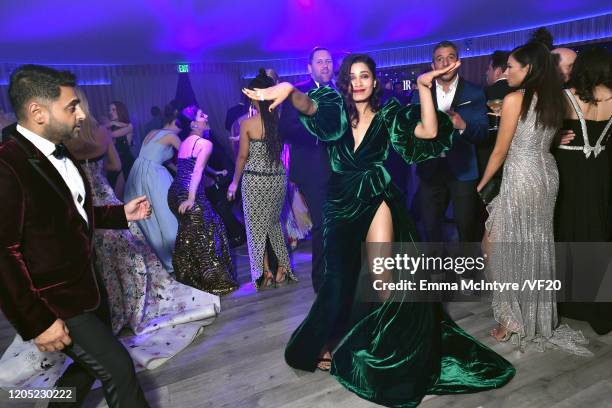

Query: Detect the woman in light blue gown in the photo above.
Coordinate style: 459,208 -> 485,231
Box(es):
125,104 -> 181,272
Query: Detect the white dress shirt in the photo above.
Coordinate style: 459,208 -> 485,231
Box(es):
434,75 -> 460,158
18,124 -> 88,224
435,75 -> 459,113
314,79 -> 335,88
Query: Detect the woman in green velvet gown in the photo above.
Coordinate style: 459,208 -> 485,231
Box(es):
244,54 -> 515,407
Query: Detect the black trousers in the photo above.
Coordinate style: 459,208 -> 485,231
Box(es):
289,143 -> 331,293
49,312 -> 148,408
298,179 -> 327,293
417,165 -> 482,243
206,184 -> 245,242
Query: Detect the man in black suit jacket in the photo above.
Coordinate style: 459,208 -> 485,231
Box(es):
485,51 -> 512,100
0,65 -> 150,407
411,41 -> 489,243
224,93 -> 250,133
479,50 -> 513,177
205,129 -> 246,247
278,47 -> 333,292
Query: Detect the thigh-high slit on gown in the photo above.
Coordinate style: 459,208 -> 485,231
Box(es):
284,87 -> 515,407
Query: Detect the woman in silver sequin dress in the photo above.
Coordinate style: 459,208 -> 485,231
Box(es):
478,42 -> 589,351
168,107 -> 239,295
228,70 -> 296,290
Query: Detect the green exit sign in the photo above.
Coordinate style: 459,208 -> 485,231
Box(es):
177,64 -> 190,73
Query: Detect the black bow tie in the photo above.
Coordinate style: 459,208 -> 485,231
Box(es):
51,143 -> 67,159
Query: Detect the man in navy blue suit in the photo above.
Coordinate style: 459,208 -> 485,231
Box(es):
411,41 -> 489,243
278,47 -> 333,293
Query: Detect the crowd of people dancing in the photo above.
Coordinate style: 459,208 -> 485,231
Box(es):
0,26 -> 610,407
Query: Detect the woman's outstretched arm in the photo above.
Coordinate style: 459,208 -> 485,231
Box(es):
243,83 -> 317,116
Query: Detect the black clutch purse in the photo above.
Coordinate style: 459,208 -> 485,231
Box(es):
478,177 -> 501,205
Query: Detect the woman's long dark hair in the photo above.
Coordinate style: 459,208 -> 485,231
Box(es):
568,47 -> 612,105
248,68 -> 282,165
176,105 -> 199,141
336,53 -> 383,127
511,42 -> 565,129
111,100 -> 131,123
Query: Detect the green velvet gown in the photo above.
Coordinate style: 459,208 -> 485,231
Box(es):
284,87 -> 515,407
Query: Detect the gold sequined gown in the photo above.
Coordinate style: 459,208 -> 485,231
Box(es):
168,154 -> 239,295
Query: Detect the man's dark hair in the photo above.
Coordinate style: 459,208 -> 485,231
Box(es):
9,64 -> 77,120
151,106 -> 161,117
490,50 -> 510,70
309,46 -> 331,63
432,41 -> 459,59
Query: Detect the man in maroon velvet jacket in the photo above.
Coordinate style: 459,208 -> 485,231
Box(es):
0,65 -> 150,407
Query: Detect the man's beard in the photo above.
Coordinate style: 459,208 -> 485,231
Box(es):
316,72 -> 331,83
43,114 -> 78,143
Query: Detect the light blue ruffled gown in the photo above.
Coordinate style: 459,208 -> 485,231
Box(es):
124,130 -> 178,272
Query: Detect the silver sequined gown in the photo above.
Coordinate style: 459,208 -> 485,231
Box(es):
242,140 -> 296,288
486,95 -> 560,342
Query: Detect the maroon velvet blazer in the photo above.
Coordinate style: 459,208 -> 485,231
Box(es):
0,128 -> 128,340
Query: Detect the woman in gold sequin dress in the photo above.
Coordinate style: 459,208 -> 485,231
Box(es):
168,107 -> 239,295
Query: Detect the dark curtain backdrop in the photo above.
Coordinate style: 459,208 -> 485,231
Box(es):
1,13 -> 610,147
235,14 -> 611,82
0,63 -> 242,153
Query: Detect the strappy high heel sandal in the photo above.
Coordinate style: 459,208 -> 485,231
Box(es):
316,357 -> 332,372
275,267 -> 290,287
316,350 -> 332,372
258,270 -> 275,291
490,325 -> 513,342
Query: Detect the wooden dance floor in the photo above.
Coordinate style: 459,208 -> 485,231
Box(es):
1,242 -> 611,407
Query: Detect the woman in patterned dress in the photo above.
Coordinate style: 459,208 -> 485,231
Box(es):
228,69 -> 296,290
